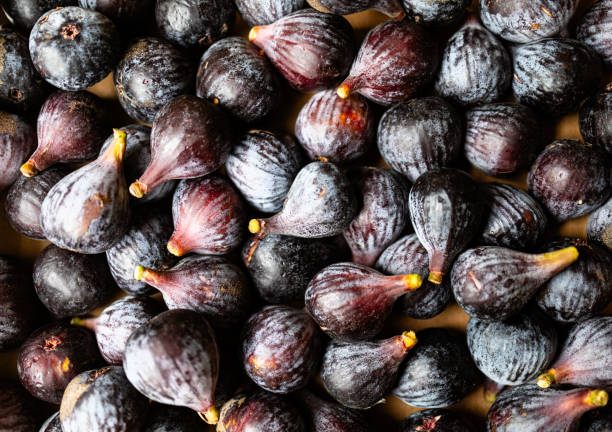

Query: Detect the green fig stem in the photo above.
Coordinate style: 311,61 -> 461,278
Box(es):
20,160 -> 39,177
537,369 -> 557,388
198,406 -> 219,425
70,316 -> 97,332
586,390 -> 608,407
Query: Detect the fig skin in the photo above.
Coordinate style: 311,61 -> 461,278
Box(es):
0,381 -> 40,432
235,0 -> 304,27
295,90 -> 375,164
17,321 -> 103,404
393,328 -> 481,408
142,404 -> 203,432
580,83 -> 612,157
377,97 -> 462,183
297,390 -> 371,432
587,196 -> 612,251
577,0 -> 612,69
40,412 -> 61,432
399,409 -> 471,432
226,130 -> 304,213
402,0 -> 469,27
2,0 -> 78,32
248,9 -> 356,92
527,139 -> 611,222
114,37 -> 194,124
337,20 -> 439,107
306,0 -> 404,18
78,0 -> 154,27
580,406 -> 612,432
196,37 -> 282,123
241,305 -> 321,393
0,111 -> 36,192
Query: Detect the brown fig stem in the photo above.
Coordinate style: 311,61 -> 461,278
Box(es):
198,406 -> 219,425
535,246 -> 579,270
585,390 -> 608,407
428,250 -> 447,284
537,369 -> 557,388
129,180 -> 148,198
20,160 -> 39,177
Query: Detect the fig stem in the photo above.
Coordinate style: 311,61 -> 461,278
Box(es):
336,83 -> 351,99
104,128 -> 127,163
70,316 -> 97,331
198,406 -> 219,425
535,246 -> 579,268
585,390 -> 608,407
537,369 -> 557,388
248,219 -> 262,234
20,161 -> 39,178
166,240 -> 184,257
248,26 -> 259,42
400,331 -> 417,350
402,274 -> 422,291
129,180 -> 147,198
428,271 -> 443,285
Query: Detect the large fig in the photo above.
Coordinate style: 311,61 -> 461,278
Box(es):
577,0 -> 612,68
0,111 -> 36,191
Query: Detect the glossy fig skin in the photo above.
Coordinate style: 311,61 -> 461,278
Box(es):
477,183 -> 548,250
527,140 -> 611,222
0,381 -> 40,432
295,90 -> 375,163
512,39 -> 602,117
0,112 -> 36,191
226,130 -> 304,213
298,390 -> 371,432
577,0 -> 612,69
377,97 -> 462,183
17,321 -> 103,404
236,0 -> 304,27
40,412 -> 61,432
114,37 -> 194,124
402,0 -> 469,27
307,0 -> 404,18
399,409 -> 471,432
142,404 -> 203,432
587,196 -> 612,250
2,0 -> 78,32
337,20 -> 439,107
580,83 -> 612,156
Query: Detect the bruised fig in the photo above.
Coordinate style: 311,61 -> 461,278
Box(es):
40,412 -> 61,432
588,197 -> 611,250
537,315 -> 612,390
235,0 -> 304,27
21,90 -> 108,177
241,305 -> 321,393
248,9 -> 355,92
579,83 -> 612,157
577,0 -> 612,68
452,245 -> 579,321
0,381 -> 40,432
129,95 -> 232,199
402,0 -> 469,27
0,111 -> 36,191
337,20 -> 439,106
306,0 -> 404,18
142,404 -> 203,432
248,162 -> 357,239
41,129 -> 130,254
409,168 -> 483,284
298,390 -> 371,432
321,331 -> 418,409
399,409 -> 471,432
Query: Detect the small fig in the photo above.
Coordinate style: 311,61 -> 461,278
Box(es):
579,83 -> 612,157
306,0 -> 404,18
399,409 -> 471,432
577,0 -> 612,69
235,0 -> 304,27
0,111 -> 36,192
402,0 -> 469,27
587,196 -> 611,250
298,390 -> 371,432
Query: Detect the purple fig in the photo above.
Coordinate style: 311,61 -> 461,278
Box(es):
402,0 -> 469,27
306,0 -> 404,18
235,0 -> 304,27
399,409 -> 471,432
298,390 -> 371,432
0,381 -> 40,432
577,0 -> 612,68
0,112 -> 36,191
588,196 -> 611,250
580,83 -> 612,157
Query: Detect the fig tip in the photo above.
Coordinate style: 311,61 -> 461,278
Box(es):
248,219 -> 262,234
133,265 -> 145,281
400,331 -> 418,349
248,27 -> 258,42
199,406 -> 219,425
70,317 -> 83,327
129,181 -> 147,198
428,271 -> 443,285
536,370 -> 556,388
402,274 -> 423,290
166,241 -> 183,257
587,390 -> 608,407
20,161 -> 38,177
336,83 -> 350,99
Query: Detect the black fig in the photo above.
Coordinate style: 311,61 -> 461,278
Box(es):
587,196 -> 611,250
402,0 -> 469,27
580,83 -> 612,156
306,0 -> 404,18
399,409 -> 471,432
298,390 -> 371,432
0,111 -> 36,191
577,0 -> 612,69
2,0 -> 78,32
78,0 -> 154,28
0,381 -> 40,432
235,0 -> 304,27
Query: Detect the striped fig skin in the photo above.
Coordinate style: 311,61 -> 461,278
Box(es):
295,90 -> 375,163
435,17 -> 511,106
0,382 -> 40,432
306,0 -> 404,18
479,0 -> 578,43
477,183 -> 548,250
451,245 -> 580,321
376,234 -> 452,319
226,130 -> 304,213
587,196 -> 611,250
399,409 -> 471,432
235,0 -> 304,27
337,20 -> 439,107
577,0 -> 612,68
377,97 -> 462,183
580,83 -> 612,157
512,39 -> 602,116
298,390 -> 371,432
241,306 -> 321,393
40,412 -> 61,432
466,309 -> 558,386
0,112 -> 36,191
402,0 -> 469,27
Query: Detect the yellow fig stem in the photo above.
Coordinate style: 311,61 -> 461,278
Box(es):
129,180 -> 147,198
106,128 -> 127,163
248,27 -> 258,42
166,240 -> 184,257
585,390 -> 608,407
402,274 -> 422,291
428,271 -> 443,285
537,369 -> 557,388
336,83 -> 351,99
20,161 -> 39,177
248,219 -> 262,234
400,331 -> 418,350
198,406 -> 219,425
535,246 -> 579,268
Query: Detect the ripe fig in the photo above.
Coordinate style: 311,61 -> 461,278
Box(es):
377,97 -> 462,183
18,321 -> 102,404
402,0 -> 469,27
306,0 -> 404,18
226,130 -> 304,213
577,0 -> 612,69
0,111 -> 36,191
41,129 -> 130,254
129,95 -> 232,199
587,196 -> 611,250
248,9 -> 355,92
399,409 -> 471,432
235,0 -> 304,27
305,262 -> 422,340
77,0 -> 154,27
248,162 -> 358,239
2,0 -> 77,32
321,331 -> 418,409
142,404 -> 203,432
0,381 -> 40,432
409,168 -> 483,284
580,83 -> 611,156
452,245 -> 579,321
295,90 -> 375,163
337,20 -> 439,106
297,390 -> 371,432
40,412 -> 61,432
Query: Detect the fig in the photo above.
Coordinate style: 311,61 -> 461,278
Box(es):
321,331 -> 418,409
580,406 -> 612,432
2,0 -> 78,32
0,381 -> 40,432
142,404 -> 203,432
306,0 -> 404,18
337,20 -> 439,106
0,111 -> 36,191
580,83 -> 612,157
78,0 -> 154,27
399,409 -> 471,432
40,412 -> 61,432
377,96 -> 462,183
452,245 -> 579,321
295,89 -> 375,163
577,0 -> 612,69
305,262 -> 422,340
297,390 -> 371,432
236,0 -> 304,27
587,196 -> 611,250
401,0 -> 469,27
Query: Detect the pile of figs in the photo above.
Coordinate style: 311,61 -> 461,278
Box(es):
0,0 -> 611,431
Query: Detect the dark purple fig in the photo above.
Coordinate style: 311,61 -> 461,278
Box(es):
226,130 -> 304,213
248,9 -> 356,92
377,97 -> 462,183
196,37 -> 282,123
295,90 -> 375,163
0,381 -> 40,432
484,379 -> 506,403
588,196 -> 611,250
512,39 -> 602,116
536,238 -> 612,323
155,0 -> 235,50
580,83 -> 612,156
321,331 -> 417,409
142,404 -> 203,432
217,391 -> 306,432
409,168 -> 483,284
21,90 -> 108,177
123,309 -> 220,424
248,162 -> 358,239
305,262 -> 422,340
29,6 -> 121,91
399,409 -> 471,432
71,296 -> 162,364
167,175 -> 244,257
135,255 -> 252,329
0,111 -> 36,191
488,384 -> 608,432
464,104 -> 540,176
40,412 -> 61,432
537,315 -> 612,390
337,20 -> 439,107
477,183 -> 548,250
479,0 -> 578,43
33,245 -> 115,318
2,0 -> 78,32
59,366 -> 149,432
298,390 -> 371,432
18,321 -> 102,404
376,234 -> 452,319
452,245 -> 579,321
242,305 -> 321,393
78,0 -> 154,27
114,37 -> 194,124
580,406 -> 612,432
527,139 -> 610,222
306,0 -> 404,18
236,0 -> 304,27
41,129 -> 130,254
343,167 -> 410,266
393,328 -> 481,408
129,95 -> 232,199
402,0 -> 469,27
577,0 -> 612,69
